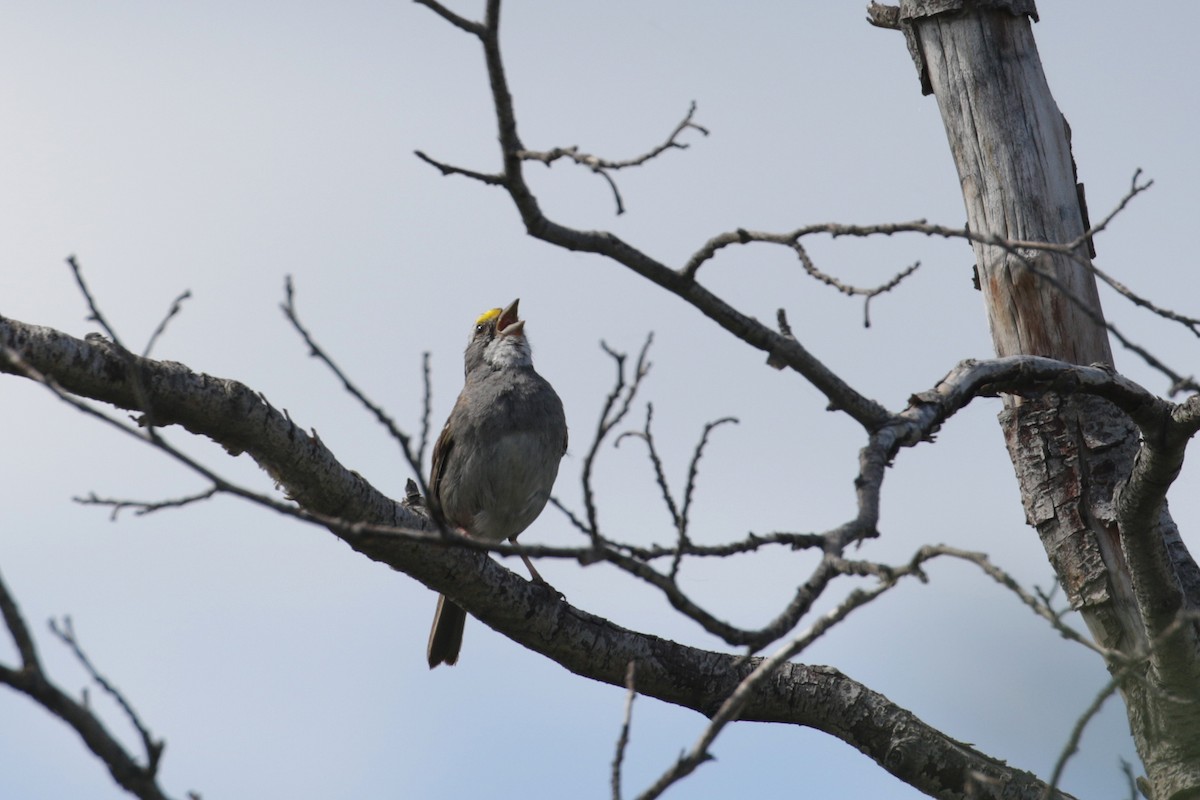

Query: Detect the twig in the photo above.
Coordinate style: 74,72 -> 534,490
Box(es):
1081,169 -> 1154,250
633,575 -> 907,800
415,0 -> 898,429
281,276 -> 429,496
611,660 -> 638,800
616,404 -> 681,533
74,487 -> 220,521
1009,249 -> 1199,395
1040,673 -> 1121,800
862,262 -> 920,327
547,496 -> 593,537
49,616 -> 165,774
142,290 -> 192,358
572,336 -> 653,542
632,541 -> 1103,800
418,351 -> 433,469
0,343 -> 332,533
518,102 -> 708,215
683,174 -> 1194,392
616,531 -> 826,560
786,238 -> 921,327
1038,611 -> 1200,800
411,0 -> 485,36
413,150 -> 505,185
1041,606 -> 1200,800
611,409 -> 739,566
67,255 -> 128,350
678,417 -> 738,551
682,168 -> 1147,277
526,102 -> 708,171
1091,262 -> 1200,338
913,546 -> 1108,660
67,256 -> 160,427
1118,759 -> 1140,800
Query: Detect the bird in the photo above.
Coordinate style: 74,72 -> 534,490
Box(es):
426,298 -> 568,668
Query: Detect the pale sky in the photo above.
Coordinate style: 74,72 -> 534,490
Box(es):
3,2 -> 1198,798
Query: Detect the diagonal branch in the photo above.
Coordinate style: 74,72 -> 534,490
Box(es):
411,0 -> 484,37
412,0 -> 891,432
0,572 -> 177,800
49,616 -> 164,775
0,568 -> 41,672
281,276 -> 430,496
4,311 -> 1142,800
413,149 -> 506,185
142,289 -> 191,359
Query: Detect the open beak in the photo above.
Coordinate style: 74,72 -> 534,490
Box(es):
496,298 -> 525,337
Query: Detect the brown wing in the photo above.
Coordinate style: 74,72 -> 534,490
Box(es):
428,419 -> 455,525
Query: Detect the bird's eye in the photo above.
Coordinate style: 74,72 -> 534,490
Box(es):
475,324 -> 485,334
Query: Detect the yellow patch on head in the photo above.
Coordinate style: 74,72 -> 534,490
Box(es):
475,307 -> 503,326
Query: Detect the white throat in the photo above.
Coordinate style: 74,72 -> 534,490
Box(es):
484,334 -> 532,369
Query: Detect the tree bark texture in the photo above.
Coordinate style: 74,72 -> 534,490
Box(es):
897,2 -> 1200,797
0,315 -> 1075,800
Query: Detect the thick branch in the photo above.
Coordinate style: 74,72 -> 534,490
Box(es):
0,316 -> 405,527
2,312 -> 1083,800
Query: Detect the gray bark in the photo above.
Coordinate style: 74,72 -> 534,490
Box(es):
0,315 -> 1072,800
897,2 -> 1200,797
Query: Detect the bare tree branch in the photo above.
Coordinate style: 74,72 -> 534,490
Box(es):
418,350 -> 433,469
0,568 -> 41,672
616,404 -> 682,537
518,102 -> 708,215
631,542 -> 1081,800
1042,610 -> 1200,800
67,256 -> 162,428
4,309 -> 1139,800
8,309 -> 1190,656
0,572 -> 178,800
611,660 -> 638,800
682,172 -> 1152,278
67,255 -> 129,351
615,408 -> 738,580
1043,671 -> 1122,800
142,290 -> 191,358
74,487 -> 220,521
280,276 -> 430,496
679,417 -> 738,547
565,336 -> 653,542
412,0 -> 893,432
520,102 -> 707,172
411,0 -> 484,37
675,174 -> 1199,392
48,616 -> 164,775
413,149 -> 505,184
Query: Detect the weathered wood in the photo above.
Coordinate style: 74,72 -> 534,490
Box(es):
900,0 -> 1134,633
903,3 -> 1109,366
898,2 -> 1200,797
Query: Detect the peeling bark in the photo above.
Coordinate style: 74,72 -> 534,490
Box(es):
897,1 -> 1200,796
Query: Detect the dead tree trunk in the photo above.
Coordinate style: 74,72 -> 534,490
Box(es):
892,2 -> 1200,798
